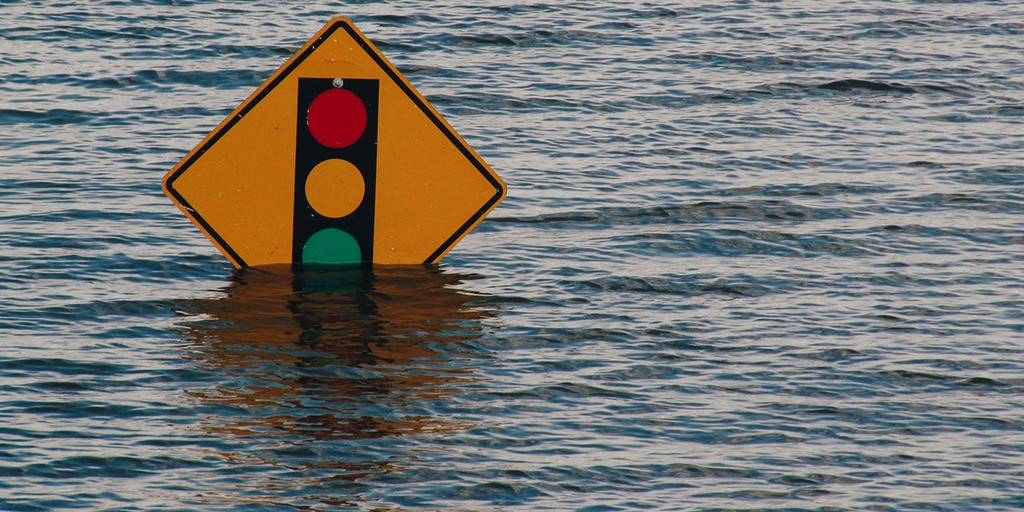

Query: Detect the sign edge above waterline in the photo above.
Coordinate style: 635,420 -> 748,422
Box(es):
162,16 -> 507,268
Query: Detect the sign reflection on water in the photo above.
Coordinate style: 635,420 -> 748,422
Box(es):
178,265 -> 494,449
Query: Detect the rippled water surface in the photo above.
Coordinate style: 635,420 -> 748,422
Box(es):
3,1 -> 1024,510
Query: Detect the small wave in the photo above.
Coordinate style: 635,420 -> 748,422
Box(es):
0,108 -> 109,126
369,13 -> 443,25
953,377 -> 1010,388
970,104 -> 1024,117
494,382 -> 638,400
665,51 -> 813,71
938,165 -> 1024,187
715,182 -> 888,198
3,26 -> 148,42
438,481 -> 548,502
109,68 -> 270,90
428,92 -> 622,114
632,78 -> 974,109
447,33 -> 523,48
2,358 -> 130,376
491,201 -> 845,227
394,63 -> 444,76
0,454 -> 203,479
3,400 -> 172,419
437,24 -> 651,50
817,78 -> 916,94
180,43 -> 296,59
4,68 -> 272,91
575,275 -> 773,297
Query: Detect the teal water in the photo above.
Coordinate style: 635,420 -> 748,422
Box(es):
2,1 -> 1024,510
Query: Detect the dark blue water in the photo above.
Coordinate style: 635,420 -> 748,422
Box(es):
3,1 -> 1024,510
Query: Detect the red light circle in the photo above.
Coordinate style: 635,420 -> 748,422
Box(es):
307,88 -> 367,148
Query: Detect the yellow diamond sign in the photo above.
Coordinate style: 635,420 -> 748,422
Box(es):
163,17 -> 506,268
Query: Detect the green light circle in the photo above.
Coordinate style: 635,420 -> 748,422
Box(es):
301,228 -> 362,266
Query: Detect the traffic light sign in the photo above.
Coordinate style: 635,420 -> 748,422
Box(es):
294,78 -> 378,266
162,17 -> 506,268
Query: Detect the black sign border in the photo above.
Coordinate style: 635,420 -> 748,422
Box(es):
164,18 -> 506,267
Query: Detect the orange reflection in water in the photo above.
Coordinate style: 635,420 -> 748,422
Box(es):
182,265 -> 493,441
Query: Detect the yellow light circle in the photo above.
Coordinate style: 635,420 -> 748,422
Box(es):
305,159 -> 365,219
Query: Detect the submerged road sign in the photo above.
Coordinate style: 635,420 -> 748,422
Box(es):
163,17 -> 506,268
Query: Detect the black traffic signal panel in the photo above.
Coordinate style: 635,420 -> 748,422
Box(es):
293,77 -> 379,267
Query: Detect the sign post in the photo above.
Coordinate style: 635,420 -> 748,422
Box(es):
163,17 -> 506,268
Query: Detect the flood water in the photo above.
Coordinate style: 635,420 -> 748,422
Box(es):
2,1 -> 1024,510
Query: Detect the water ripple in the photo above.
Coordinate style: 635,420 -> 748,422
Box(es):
2,1 -> 1024,510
